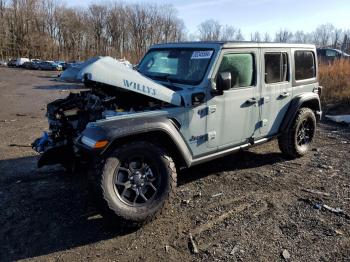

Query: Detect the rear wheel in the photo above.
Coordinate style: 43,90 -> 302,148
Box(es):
95,141 -> 177,227
278,108 -> 316,159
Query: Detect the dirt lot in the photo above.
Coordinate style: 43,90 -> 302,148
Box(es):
0,67 -> 349,262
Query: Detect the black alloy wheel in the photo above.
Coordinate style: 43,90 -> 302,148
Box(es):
114,154 -> 160,206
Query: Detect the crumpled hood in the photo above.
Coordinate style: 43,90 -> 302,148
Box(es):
78,57 -> 182,106
59,57 -> 102,82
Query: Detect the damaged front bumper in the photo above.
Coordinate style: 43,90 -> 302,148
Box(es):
32,132 -> 76,169
32,128 -> 109,170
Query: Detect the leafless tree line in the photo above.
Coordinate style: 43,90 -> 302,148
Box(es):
197,19 -> 245,41
0,0 -> 185,62
197,20 -> 350,53
1,1 -> 350,63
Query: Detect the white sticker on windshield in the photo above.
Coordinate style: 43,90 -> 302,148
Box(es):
191,50 -> 213,59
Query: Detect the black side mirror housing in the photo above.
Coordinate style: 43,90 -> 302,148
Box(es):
216,72 -> 231,94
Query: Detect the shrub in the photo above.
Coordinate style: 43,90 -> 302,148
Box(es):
319,59 -> 350,105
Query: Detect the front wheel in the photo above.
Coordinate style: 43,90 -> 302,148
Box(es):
95,141 -> 177,227
278,108 -> 316,159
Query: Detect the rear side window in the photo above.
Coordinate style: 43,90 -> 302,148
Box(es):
326,49 -> 337,57
294,51 -> 316,80
265,53 -> 289,84
217,53 -> 254,88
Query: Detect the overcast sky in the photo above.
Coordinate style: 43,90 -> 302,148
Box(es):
68,0 -> 350,37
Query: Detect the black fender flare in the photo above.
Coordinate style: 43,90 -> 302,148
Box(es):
280,92 -> 322,133
79,116 -> 193,167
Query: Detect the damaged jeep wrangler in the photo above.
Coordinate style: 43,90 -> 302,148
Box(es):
33,42 -> 322,226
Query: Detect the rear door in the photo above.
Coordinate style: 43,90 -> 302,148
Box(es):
259,49 -> 292,137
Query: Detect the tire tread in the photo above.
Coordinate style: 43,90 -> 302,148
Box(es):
278,107 -> 316,159
93,141 -> 177,228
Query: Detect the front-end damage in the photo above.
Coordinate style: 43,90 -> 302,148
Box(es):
33,57 -> 182,170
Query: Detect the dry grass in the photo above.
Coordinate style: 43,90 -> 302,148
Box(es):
319,59 -> 350,105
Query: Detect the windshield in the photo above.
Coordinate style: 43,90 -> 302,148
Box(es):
138,49 -> 214,85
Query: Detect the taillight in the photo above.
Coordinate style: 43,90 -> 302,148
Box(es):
313,86 -> 322,96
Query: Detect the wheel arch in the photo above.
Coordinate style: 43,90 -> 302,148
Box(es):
89,117 -> 192,168
280,93 -> 322,133
103,130 -> 190,168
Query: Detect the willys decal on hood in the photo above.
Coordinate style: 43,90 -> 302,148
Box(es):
78,57 -> 182,106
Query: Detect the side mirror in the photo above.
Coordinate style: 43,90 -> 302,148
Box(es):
216,72 -> 231,94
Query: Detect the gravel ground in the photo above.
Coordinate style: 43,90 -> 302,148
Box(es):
0,67 -> 349,262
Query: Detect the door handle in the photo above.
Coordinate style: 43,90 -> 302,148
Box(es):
279,92 -> 290,98
246,98 -> 257,105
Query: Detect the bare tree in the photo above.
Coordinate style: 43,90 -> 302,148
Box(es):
263,32 -> 271,42
0,0 -> 7,59
341,32 -> 349,53
106,2 -> 127,58
250,31 -> 261,42
198,19 -> 221,41
331,28 -> 342,48
220,25 -> 236,41
293,30 -> 306,43
88,4 -> 107,55
234,29 -> 244,41
275,29 -> 293,43
313,23 -> 335,46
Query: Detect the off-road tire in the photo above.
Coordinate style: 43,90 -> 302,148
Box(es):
94,141 -> 177,227
278,108 -> 316,159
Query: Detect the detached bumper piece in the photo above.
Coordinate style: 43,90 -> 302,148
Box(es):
32,132 -> 52,154
32,132 -> 75,170
37,145 -> 75,169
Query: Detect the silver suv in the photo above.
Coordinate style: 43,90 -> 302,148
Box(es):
33,42 -> 322,226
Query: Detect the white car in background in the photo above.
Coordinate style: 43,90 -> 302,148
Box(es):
16,58 -> 30,67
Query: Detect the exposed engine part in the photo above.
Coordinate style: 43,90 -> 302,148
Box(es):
32,86 -> 166,169
46,90 -> 117,140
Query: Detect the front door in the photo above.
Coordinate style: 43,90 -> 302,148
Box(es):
206,49 -> 260,149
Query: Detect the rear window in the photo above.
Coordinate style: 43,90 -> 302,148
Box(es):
294,51 -> 316,80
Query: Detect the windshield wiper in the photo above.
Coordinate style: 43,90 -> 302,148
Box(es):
150,74 -> 177,87
164,75 -> 176,88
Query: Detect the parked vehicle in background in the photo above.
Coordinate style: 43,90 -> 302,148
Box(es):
7,59 -> 17,67
317,48 -> 350,62
60,61 -> 82,70
22,62 -> 32,69
16,58 -> 30,67
23,61 -> 41,70
59,62 -> 70,70
56,61 -> 73,70
33,42 -> 322,227
0,60 -> 7,66
38,61 -> 63,71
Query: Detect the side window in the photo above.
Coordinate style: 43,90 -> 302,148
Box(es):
265,52 -> 289,84
217,53 -> 254,88
294,51 -> 316,80
326,49 -> 336,57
